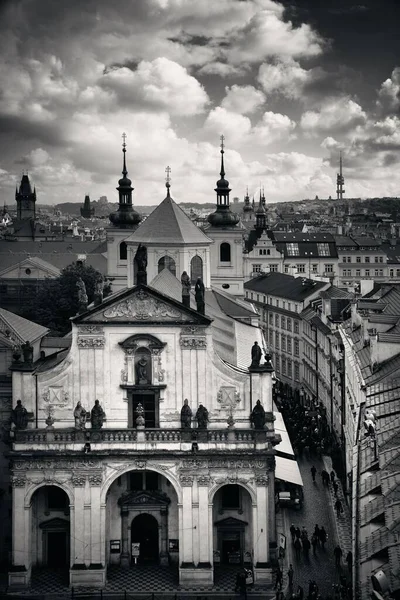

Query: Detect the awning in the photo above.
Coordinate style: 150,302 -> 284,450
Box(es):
274,411 -> 295,458
275,456 -> 303,487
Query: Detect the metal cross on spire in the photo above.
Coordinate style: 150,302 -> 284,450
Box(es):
220,134 -> 225,152
122,132 -> 127,148
165,165 -> 171,184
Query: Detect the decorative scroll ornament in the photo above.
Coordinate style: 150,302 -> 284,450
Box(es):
255,476 -> 269,486
42,387 -> 69,406
179,475 -> 194,486
77,337 -> 105,348
103,294 -> 184,321
197,475 -> 212,486
88,473 -> 103,486
72,475 -> 86,487
78,325 -> 104,334
180,337 -> 207,349
11,476 -> 27,487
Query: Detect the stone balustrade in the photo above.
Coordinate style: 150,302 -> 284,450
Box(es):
12,427 -> 273,451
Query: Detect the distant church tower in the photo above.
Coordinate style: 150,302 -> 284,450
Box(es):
80,194 -> 95,218
16,173 -> 36,220
206,136 -> 244,296
242,187 -> 254,222
106,133 -> 142,291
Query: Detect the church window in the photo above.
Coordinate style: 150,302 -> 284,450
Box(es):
119,242 -> 127,260
158,255 -> 176,276
220,242 -> 231,262
253,264 -> 262,273
267,249 -> 270,255
221,485 -> 241,509
190,255 -> 203,283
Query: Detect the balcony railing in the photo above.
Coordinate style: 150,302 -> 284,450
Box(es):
12,427 -> 278,450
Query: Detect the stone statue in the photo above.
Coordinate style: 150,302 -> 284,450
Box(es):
76,277 -> 88,313
74,401 -> 87,430
135,402 -> 145,427
251,399 -> 266,429
196,404 -> 209,429
195,278 -> 205,315
11,400 -> 29,430
250,341 -> 262,367
90,399 -> 106,429
181,399 -> 192,428
93,275 -> 104,306
136,356 -> 149,384
21,340 -> 33,365
134,244 -> 147,285
181,271 -> 191,308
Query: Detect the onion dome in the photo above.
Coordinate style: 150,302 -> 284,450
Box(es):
109,133 -> 141,228
207,135 -> 239,227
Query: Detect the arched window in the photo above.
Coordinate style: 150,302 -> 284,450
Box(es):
119,241 -> 127,260
190,255 -> 203,283
158,256 -> 176,276
220,242 -> 231,263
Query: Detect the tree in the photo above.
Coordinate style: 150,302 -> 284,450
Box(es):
23,263 -> 112,335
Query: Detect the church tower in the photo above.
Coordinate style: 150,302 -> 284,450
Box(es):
242,187 -> 254,223
16,173 -> 36,221
80,194 -> 95,218
206,137 -> 244,296
106,134 -> 142,291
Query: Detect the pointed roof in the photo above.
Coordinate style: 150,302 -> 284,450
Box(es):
126,195 -> 212,245
0,307 -> 49,343
18,174 -> 34,196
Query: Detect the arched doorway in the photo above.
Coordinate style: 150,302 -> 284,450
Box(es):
131,514 -> 159,563
31,485 -> 70,569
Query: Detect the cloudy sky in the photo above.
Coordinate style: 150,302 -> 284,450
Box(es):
0,0 -> 399,207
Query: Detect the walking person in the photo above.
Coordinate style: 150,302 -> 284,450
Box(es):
335,498 -> 343,518
333,480 -> 339,496
294,537 -> 301,560
310,465 -> 317,482
330,469 -> 336,484
274,565 -> 283,590
287,563 -> 294,589
346,550 -> 353,576
295,527 -> 301,540
314,524 -> 320,540
290,523 -> 296,543
302,536 -> 311,558
334,545 -> 343,568
321,470 -> 328,486
319,526 -> 327,549
311,533 -> 318,555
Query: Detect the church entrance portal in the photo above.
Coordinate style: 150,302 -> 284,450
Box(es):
131,514 -> 159,563
47,531 -> 68,567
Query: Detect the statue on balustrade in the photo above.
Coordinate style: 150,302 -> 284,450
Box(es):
21,340 -> 34,365
181,399 -> 192,428
135,402 -> 145,427
195,278 -> 205,315
251,399 -> 266,429
11,400 -> 29,430
250,341 -> 262,367
136,356 -> 149,384
91,399 -> 106,429
134,244 -> 148,285
181,271 -> 191,308
74,401 -> 87,429
196,404 -> 209,429
76,277 -> 88,313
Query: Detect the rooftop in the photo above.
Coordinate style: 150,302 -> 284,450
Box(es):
244,272 -> 328,302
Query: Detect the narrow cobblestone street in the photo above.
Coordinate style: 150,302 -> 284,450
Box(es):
279,453 -> 352,597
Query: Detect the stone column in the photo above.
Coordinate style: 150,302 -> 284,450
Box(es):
267,457 -> 277,554
253,476 -> 271,585
179,476 -> 194,566
89,474 -> 102,565
8,476 -> 30,589
71,475 -> 86,566
198,477 -> 211,565
120,506 -> 130,567
160,507 -> 169,565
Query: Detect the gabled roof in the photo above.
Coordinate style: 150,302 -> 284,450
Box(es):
245,272 -> 328,302
0,255 -> 61,278
125,194 -> 212,245
0,307 -> 49,343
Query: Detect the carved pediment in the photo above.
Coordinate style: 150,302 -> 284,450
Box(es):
39,518 -> 70,530
214,517 -> 248,528
118,490 -> 171,507
74,285 -> 212,326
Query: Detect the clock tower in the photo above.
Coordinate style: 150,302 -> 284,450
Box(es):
16,173 -> 36,221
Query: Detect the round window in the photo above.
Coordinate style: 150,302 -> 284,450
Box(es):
222,283 -> 230,289
25,268 -> 31,275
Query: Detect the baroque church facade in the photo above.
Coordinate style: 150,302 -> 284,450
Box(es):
8,140 -> 282,590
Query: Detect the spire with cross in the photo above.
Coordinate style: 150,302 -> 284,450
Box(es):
165,165 -> 171,197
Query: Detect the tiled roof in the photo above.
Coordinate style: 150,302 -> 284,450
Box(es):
300,307 -> 332,335
41,337 -> 72,348
125,195 -> 212,245
0,307 -> 48,343
213,289 -> 256,319
360,495 -> 385,526
272,231 -> 338,258
359,526 -> 391,563
320,286 -> 354,299
272,232 -> 335,243
359,472 -> 381,497
34,349 -> 70,373
245,272 -> 328,302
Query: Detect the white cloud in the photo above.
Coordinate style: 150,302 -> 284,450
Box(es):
257,60 -> 312,99
100,58 -> 209,116
252,111 -> 296,144
221,85 -> 266,114
300,97 -> 367,136
204,107 -> 252,143
377,67 -> 400,114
